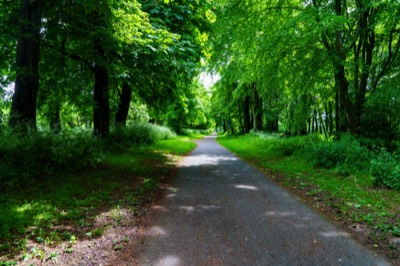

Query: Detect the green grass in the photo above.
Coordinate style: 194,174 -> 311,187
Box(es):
218,134 -> 400,260
151,138 -> 196,155
179,128 -> 212,141
0,135 -> 196,263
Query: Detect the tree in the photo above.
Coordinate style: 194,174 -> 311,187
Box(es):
113,0 -> 211,131
9,0 -> 41,132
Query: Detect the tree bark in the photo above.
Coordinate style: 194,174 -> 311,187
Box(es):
50,103 -> 61,133
93,64 -> 110,137
252,83 -> 262,131
243,96 -> 251,133
311,112 -> 315,133
9,0 -> 41,132
115,80 -> 132,126
266,119 -> 278,132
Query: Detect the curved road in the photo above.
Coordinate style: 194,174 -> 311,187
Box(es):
137,134 -> 388,265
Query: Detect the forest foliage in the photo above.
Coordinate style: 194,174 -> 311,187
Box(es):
0,0 -> 213,136
207,0 -> 400,189
209,0 -> 400,139
0,0 -> 214,186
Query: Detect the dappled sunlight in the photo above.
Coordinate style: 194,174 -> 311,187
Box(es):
177,204 -> 221,214
265,211 -> 297,217
166,187 -> 179,198
184,154 -> 238,167
142,226 -> 168,237
166,193 -> 177,198
179,206 -> 195,213
235,184 -> 258,191
198,204 -> 220,210
167,187 -> 179,193
320,231 -> 350,238
15,203 -> 33,213
152,205 -> 170,212
154,255 -> 181,266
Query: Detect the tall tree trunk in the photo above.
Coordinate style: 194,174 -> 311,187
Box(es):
237,103 -> 244,134
93,64 -> 110,137
334,81 -> 341,134
314,110 -> 318,133
311,113 -> 315,133
50,37 -> 67,133
50,103 -> 61,133
243,96 -> 251,133
334,0 -> 358,134
326,101 -> 334,135
319,112 -> 328,138
355,9 -> 375,134
9,0 -> 41,132
266,118 -> 279,132
334,68 -> 357,133
252,83 -> 262,131
115,80 -> 132,126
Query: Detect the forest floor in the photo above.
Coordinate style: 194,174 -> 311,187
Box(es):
0,138 -> 196,266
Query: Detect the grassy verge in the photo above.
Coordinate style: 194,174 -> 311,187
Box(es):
179,128 -> 212,141
0,137 -> 196,265
218,134 -> 400,263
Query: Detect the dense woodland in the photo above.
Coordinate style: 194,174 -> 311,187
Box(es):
2,0 -> 400,137
210,0 -> 400,140
0,0 -> 212,136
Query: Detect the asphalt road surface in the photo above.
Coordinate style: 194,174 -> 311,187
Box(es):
137,133 -> 388,266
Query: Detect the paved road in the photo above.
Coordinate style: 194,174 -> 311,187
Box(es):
137,134 -> 388,266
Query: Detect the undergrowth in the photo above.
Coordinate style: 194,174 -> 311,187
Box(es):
250,132 -> 400,189
0,128 -> 198,264
0,123 -> 176,186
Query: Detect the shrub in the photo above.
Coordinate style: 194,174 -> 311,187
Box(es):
308,134 -> 371,174
0,130 -> 101,185
108,123 -> 176,147
252,132 -> 323,157
371,149 -> 400,190
0,123 -> 176,186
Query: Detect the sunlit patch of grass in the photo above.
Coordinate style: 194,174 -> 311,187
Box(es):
151,138 -> 197,156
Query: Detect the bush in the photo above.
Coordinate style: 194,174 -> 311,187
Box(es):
251,132 -> 323,157
309,134 -> 371,174
0,123 -> 177,186
0,130 -> 101,185
371,149 -> 400,190
108,123 -> 176,147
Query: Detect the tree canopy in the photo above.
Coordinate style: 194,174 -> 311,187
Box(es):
1,0 -> 399,139
209,0 -> 400,138
0,0 -> 212,136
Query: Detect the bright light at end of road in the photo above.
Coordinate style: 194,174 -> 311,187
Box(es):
199,72 -> 220,89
